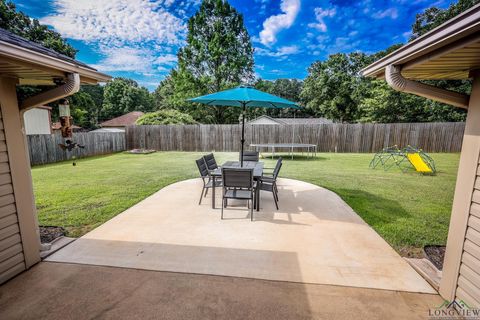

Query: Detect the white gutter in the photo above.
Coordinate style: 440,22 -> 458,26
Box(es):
385,65 -> 470,109
20,73 -> 80,111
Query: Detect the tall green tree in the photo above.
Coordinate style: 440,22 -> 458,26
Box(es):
70,85 -> 105,129
154,70 -> 217,123
358,80 -> 467,122
252,79 -> 307,118
270,79 -> 303,104
102,78 -> 154,120
301,52 -> 372,122
157,0 -> 254,123
358,81 -> 430,123
69,91 -> 94,128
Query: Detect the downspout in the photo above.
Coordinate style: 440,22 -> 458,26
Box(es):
385,65 -> 470,109
20,73 -> 81,112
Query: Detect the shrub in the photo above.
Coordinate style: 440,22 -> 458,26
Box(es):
136,109 -> 197,125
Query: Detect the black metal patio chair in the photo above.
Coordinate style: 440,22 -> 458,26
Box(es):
196,158 -> 221,205
240,151 -> 259,162
259,158 -> 282,210
221,167 -> 256,221
203,153 -> 219,171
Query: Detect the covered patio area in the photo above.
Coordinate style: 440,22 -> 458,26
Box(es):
0,262 -> 441,320
45,178 -> 435,294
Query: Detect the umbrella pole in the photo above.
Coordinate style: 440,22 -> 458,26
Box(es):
240,102 -> 246,167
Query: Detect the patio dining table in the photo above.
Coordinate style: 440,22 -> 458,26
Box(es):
210,161 -> 264,211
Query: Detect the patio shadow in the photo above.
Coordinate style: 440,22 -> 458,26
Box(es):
0,261 -> 442,320
46,238 -> 312,309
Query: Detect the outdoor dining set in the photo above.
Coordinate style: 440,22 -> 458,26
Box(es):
195,152 -> 282,221
188,86 -> 298,221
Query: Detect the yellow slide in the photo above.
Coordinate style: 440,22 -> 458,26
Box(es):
407,153 -> 433,173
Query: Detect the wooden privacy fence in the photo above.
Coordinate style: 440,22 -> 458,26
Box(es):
27,132 -> 126,165
125,122 -> 466,153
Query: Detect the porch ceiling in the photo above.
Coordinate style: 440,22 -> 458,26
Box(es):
0,58 -> 65,85
0,55 -> 109,85
401,40 -> 480,80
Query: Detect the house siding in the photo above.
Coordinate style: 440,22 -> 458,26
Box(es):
456,182 -> 480,307
0,108 -> 26,284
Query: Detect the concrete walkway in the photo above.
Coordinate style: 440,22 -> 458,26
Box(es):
47,178 -> 435,294
0,262 -> 442,320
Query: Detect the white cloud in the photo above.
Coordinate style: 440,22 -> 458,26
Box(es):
154,54 -> 177,65
327,37 -> 362,54
372,8 -> 398,19
259,0 -> 301,46
91,46 -> 175,75
41,0 -> 189,77
90,47 -> 152,73
256,45 -> 300,58
402,31 -> 412,40
308,7 -> 336,32
42,0 -> 186,45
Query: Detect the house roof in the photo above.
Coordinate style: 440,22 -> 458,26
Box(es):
248,115 -> 333,125
100,111 -> 145,127
0,29 -> 92,69
361,4 -> 480,80
0,28 -> 111,85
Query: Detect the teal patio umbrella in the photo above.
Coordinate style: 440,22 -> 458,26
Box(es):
188,86 -> 300,166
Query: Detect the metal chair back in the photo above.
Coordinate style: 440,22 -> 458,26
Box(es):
195,158 -> 209,179
222,168 -> 254,189
273,158 -> 283,179
241,151 -> 259,162
203,153 -> 218,170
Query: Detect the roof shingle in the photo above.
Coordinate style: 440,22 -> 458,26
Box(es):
100,112 -> 145,127
0,28 -> 94,70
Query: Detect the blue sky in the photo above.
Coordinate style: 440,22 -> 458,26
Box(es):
14,0 -> 453,90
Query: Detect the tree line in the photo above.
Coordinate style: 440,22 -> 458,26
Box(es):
2,0 -> 478,128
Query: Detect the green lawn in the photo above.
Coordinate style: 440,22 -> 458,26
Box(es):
31,151 -> 460,256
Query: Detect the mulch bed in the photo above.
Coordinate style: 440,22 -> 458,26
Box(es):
127,149 -> 156,154
40,226 -> 66,244
424,245 -> 446,270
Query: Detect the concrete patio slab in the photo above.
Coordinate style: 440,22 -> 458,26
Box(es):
0,262 -> 443,320
46,178 -> 435,294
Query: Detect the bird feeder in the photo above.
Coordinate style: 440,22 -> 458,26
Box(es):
58,98 -> 72,138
